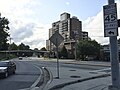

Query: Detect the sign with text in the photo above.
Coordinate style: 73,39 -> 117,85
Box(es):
103,3 -> 118,37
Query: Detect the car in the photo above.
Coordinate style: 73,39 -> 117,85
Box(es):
0,61 -> 16,78
19,57 -> 23,60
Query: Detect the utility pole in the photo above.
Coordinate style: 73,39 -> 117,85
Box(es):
8,37 -> 12,59
107,0 -> 120,90
9,37 -> 13,51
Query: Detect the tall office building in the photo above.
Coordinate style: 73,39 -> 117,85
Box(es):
46,12 -> 83,58
59,12 -> 82,41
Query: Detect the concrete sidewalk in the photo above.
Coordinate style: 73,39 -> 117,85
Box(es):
28,57 -> 120,90
41,60 -> 113,90
61,76 -> 111,90
45,68 -> 110,90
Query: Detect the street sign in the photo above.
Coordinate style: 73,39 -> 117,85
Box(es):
103,3 -> 118,37
105,29 -> 118,36
49,31 -> 64,79
49,31 -> 64,47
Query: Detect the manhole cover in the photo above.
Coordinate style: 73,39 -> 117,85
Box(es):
70,75 -> 81,78
69,70 -> 76,71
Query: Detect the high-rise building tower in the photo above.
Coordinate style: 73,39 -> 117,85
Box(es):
46,12 -> 86,58
58,13 -> 82,41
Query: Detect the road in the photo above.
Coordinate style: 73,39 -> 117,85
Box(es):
0,57 -> 111,90
0,59 -> 41,90
28,57 -> 111,90
30,58 -> 111,90
28,57 -> 109,70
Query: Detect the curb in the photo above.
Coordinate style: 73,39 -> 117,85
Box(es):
19,65 -> 44,90
30,65 -> 44,88
43,59 -> 111,67
64,62 -> 111,67
49,73 -> 111,90
43,67 -> 53,90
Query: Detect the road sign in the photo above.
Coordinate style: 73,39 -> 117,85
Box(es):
105,29 -> 118,36
49,31 -> 64,47
103,3 -> 118,37
49,31 -> 64,79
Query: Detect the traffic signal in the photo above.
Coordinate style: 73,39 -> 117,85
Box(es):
118,19 -> 120,27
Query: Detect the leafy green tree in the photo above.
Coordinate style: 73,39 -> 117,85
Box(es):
18,43 -> 30,50
60,45 -> 68,59
34,48 -> 38,50
0,13 -> 10,50
25,45 -> 30,50
17,43 -> 31,57
77,40 -> 100,60
18,43 -> 26,50
40,47 -> 47,57
10,42 -> 18,50
40,47 -> 47,51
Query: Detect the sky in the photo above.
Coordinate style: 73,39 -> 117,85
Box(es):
0,0 -> 120,49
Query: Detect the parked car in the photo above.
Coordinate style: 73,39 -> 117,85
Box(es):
0,61 -> 16,78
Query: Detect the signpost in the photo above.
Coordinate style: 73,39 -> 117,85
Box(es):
49,31 -> 64,79
103,0 -> 120,90
118,19 -> 120,27
103,3 -> 118,37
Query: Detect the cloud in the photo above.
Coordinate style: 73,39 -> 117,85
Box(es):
10,20 -> 50,49
0,0 -> 33,16
83,0 -> 120,45
1,0 -> 120,50
83,10 -> 108,45
0,0 -> 42,23
0,0 -> 49,49
10,21 -> 34,41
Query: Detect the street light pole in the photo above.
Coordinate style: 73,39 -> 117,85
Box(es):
107,0 -> 120,89
8,37 -> 12,59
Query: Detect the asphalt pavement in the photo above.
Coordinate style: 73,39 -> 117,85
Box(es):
30,58 -> 119,90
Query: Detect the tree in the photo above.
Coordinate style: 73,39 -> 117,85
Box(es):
0,13 -> 10,50
60,45 -> 68,59
40,47 -> 47,57
18,43 -> 30,50
25,45 -> 30,50
40,47 -> 47,51
18,43 -> 26,50
34,48 -> 38,50
10,42 -> 18,50
77,40 -> 100,60
17,43 -> 31,57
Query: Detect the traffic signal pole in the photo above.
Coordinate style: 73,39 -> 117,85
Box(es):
108,0 -> 120,90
